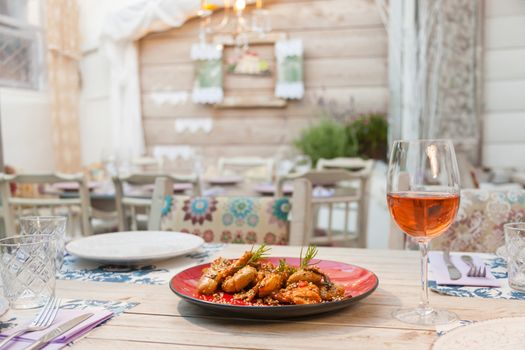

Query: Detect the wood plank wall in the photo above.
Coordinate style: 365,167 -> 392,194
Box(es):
138,0 -> 388,168
482,0 -> 525,168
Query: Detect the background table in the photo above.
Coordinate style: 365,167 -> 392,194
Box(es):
56,245 -> 523,349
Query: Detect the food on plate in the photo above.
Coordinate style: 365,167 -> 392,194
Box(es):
196,245 -> 347,305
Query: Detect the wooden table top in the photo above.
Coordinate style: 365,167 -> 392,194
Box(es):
57,244 -> 523,349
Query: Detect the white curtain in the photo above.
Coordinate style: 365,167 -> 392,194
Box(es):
99,0 -> 202,158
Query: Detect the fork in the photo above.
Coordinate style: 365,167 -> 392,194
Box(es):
0,297 -> 60,349
461,255 -> 487,278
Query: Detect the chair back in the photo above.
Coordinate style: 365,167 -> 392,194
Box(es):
0,173 -> 92,236
218,157 -> 274,182
113,173 -> 200,231
431,189 -> 525,252
286,169 -> 373,247
150,178 -> 291,244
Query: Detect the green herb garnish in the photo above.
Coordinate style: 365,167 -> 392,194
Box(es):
247,244 -> 271,265
300,245 -> 319,269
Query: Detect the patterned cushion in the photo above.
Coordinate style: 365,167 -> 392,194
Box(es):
160,196 -> 291,245
429,189 -> 525,252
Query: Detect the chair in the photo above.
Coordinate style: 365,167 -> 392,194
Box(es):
430,189 -> 525,253
113,173 -> 201,231
284,169 -> 372,247
218,157 -> 274,182
131,156 -> 164,172
0,173 -> 92,236
149,177 -> 291,244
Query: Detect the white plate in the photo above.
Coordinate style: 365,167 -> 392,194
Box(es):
433,317 -> 525,350
66,231 -> 204,264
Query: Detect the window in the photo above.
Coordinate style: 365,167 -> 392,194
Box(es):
0,0 -> 43,89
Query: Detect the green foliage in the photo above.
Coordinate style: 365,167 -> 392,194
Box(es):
347,113 -> 388,161
293,113 -> 388,163
293,119 -> 357,166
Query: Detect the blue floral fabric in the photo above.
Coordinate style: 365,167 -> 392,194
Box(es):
430,255 -> 525,300
161,196 -> 291,244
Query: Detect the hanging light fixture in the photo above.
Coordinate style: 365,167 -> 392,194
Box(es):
198,0 -> 271,44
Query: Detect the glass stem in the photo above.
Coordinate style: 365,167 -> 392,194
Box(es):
418,241 -> 432,316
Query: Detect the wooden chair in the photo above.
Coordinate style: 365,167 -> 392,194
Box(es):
149,177 -> 291,244
218,157 -> 274,182
280,168 -> 373,247
113,173 -> 201,231
131,156 -> 164,172
0,173 -> 92,236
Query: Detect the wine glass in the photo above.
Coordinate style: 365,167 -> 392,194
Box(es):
387,139 -> 461,325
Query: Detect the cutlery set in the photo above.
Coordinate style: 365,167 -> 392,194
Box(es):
0,297 -> 93,350
443,251 -> 487,280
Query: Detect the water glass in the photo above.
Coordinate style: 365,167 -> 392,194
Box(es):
504,222 -> 525,291
293,155 -> 312,174
0,234 -> 56,309
19,216 -> 67,270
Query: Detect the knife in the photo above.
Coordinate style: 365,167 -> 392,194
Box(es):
443,250 -> 462,280
24,313 -> 94,350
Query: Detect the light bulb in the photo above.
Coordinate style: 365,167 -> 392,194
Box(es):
234,0 -> 246,12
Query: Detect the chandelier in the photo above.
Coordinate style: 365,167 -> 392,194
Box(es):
198,0 -> 271,46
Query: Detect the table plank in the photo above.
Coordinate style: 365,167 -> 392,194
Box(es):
52,244 -> 524,349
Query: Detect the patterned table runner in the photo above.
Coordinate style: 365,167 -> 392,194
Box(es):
58,243 -> 225,285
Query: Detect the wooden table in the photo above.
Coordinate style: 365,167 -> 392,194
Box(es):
55,245 -> 523,349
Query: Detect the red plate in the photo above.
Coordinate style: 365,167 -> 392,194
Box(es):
170,257 -> 378,318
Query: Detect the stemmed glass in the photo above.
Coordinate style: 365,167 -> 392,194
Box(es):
387,139 -> 461,325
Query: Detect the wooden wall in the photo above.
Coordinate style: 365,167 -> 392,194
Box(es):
138,0 -> 388,167
482,0 -> 525,169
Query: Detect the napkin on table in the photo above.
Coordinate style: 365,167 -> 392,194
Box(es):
0,308 -> 113,349
429,251 -> 501,287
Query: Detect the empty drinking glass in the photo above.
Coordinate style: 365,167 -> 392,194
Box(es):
293,155 -> 312,174
504,222 -> 525,291
0,234 -> 56,309
20,216 -> 67,270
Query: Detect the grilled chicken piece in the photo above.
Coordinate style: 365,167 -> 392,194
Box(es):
258,273 -> 286,297
222,265 -> 258,293
274,282 -> 322,304
287,267 -> 324,286
196,257 -> 231,295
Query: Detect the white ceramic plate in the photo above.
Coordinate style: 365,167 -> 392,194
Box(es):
432,317 -> 525,350
66,231 -> 204,264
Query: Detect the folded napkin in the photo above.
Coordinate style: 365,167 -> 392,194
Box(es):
429,251 -> 501,287
0,308 -> 113,349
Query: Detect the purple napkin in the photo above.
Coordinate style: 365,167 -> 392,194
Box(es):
429,251 -> 500,287
0,308 -> 113,349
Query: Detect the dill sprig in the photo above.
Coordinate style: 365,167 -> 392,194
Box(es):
276,258 -> 288,272
300,245 -> 319,269
247,244 -> 271,265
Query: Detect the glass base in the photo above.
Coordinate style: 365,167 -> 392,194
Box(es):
0,296 -> 8,316
393,307 -> 457,325
496,245 -> 508,259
